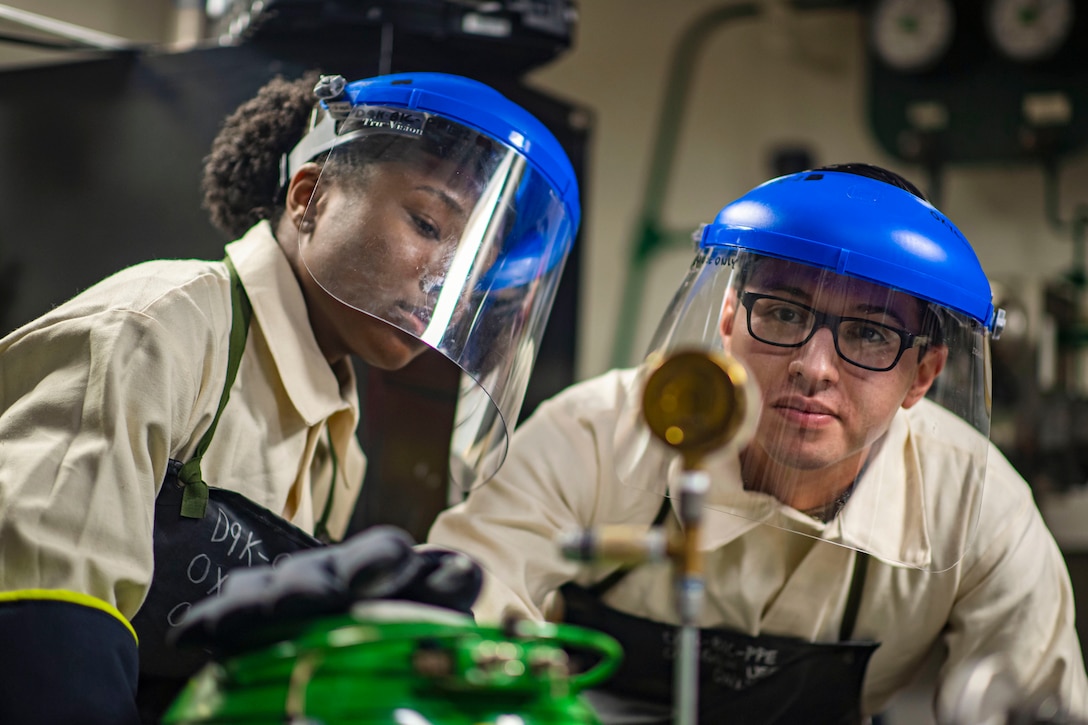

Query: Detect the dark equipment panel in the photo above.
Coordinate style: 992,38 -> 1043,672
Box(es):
863,0 -> 1088,167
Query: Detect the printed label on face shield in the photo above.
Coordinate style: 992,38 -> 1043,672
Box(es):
349,106 -> 426,137
325,101 -> 354,120
691,252 -> 737,269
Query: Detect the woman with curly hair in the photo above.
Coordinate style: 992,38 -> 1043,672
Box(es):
0,70 -> 580,724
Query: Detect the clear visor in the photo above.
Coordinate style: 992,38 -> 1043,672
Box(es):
297,108 -> 575,490
615,248 -> 993,571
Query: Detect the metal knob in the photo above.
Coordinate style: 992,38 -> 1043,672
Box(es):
641,349 -> 754,469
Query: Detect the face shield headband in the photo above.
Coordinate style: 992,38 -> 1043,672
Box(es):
616,247 -> 996,572
286,85 -> 577,492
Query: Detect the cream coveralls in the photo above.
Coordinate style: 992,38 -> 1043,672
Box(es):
429,367 -> 1088,719
0,221 -> 365,634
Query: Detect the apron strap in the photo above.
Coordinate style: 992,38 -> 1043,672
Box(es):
179,256 -> 253,519
312,427 -> 339,543
838,551 -> 870,642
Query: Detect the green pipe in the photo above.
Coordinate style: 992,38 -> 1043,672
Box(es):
611,2 -> 761,369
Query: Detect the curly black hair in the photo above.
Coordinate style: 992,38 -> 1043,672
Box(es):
201,71 -> 507,241
201,71 -> 322,239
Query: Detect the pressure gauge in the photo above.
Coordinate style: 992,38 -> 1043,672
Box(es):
986,0 -> 1074,63
870,0 -> 956,73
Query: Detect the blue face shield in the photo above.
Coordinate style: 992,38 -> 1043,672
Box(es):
615,170 -> 1003,572
284,73 -> 580,490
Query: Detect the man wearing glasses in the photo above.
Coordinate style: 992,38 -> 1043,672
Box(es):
428,164 -> 1088,724
725,261 -> 946,522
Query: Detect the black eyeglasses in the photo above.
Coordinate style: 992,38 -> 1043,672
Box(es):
738,292 -> 930,372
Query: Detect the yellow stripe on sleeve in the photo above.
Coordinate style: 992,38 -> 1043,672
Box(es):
0,589 -> 138,643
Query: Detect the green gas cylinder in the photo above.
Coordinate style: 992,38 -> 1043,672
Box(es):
163,601 -> 622,724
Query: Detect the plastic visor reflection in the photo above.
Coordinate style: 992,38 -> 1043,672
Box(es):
422,150 -> 524,346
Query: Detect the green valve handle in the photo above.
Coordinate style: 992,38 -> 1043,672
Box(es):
164,604 -> 624,724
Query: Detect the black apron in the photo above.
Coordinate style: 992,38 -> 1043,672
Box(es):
561,498 -> 879,725
130,258 -> 327,721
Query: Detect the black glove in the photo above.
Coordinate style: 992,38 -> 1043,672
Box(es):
168,525 -> 482,657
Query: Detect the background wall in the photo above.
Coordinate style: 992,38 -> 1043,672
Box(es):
2,0 -> 1087,381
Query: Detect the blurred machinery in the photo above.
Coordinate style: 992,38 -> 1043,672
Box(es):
865,0 -> 1088,199
205,0 -> 575,77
